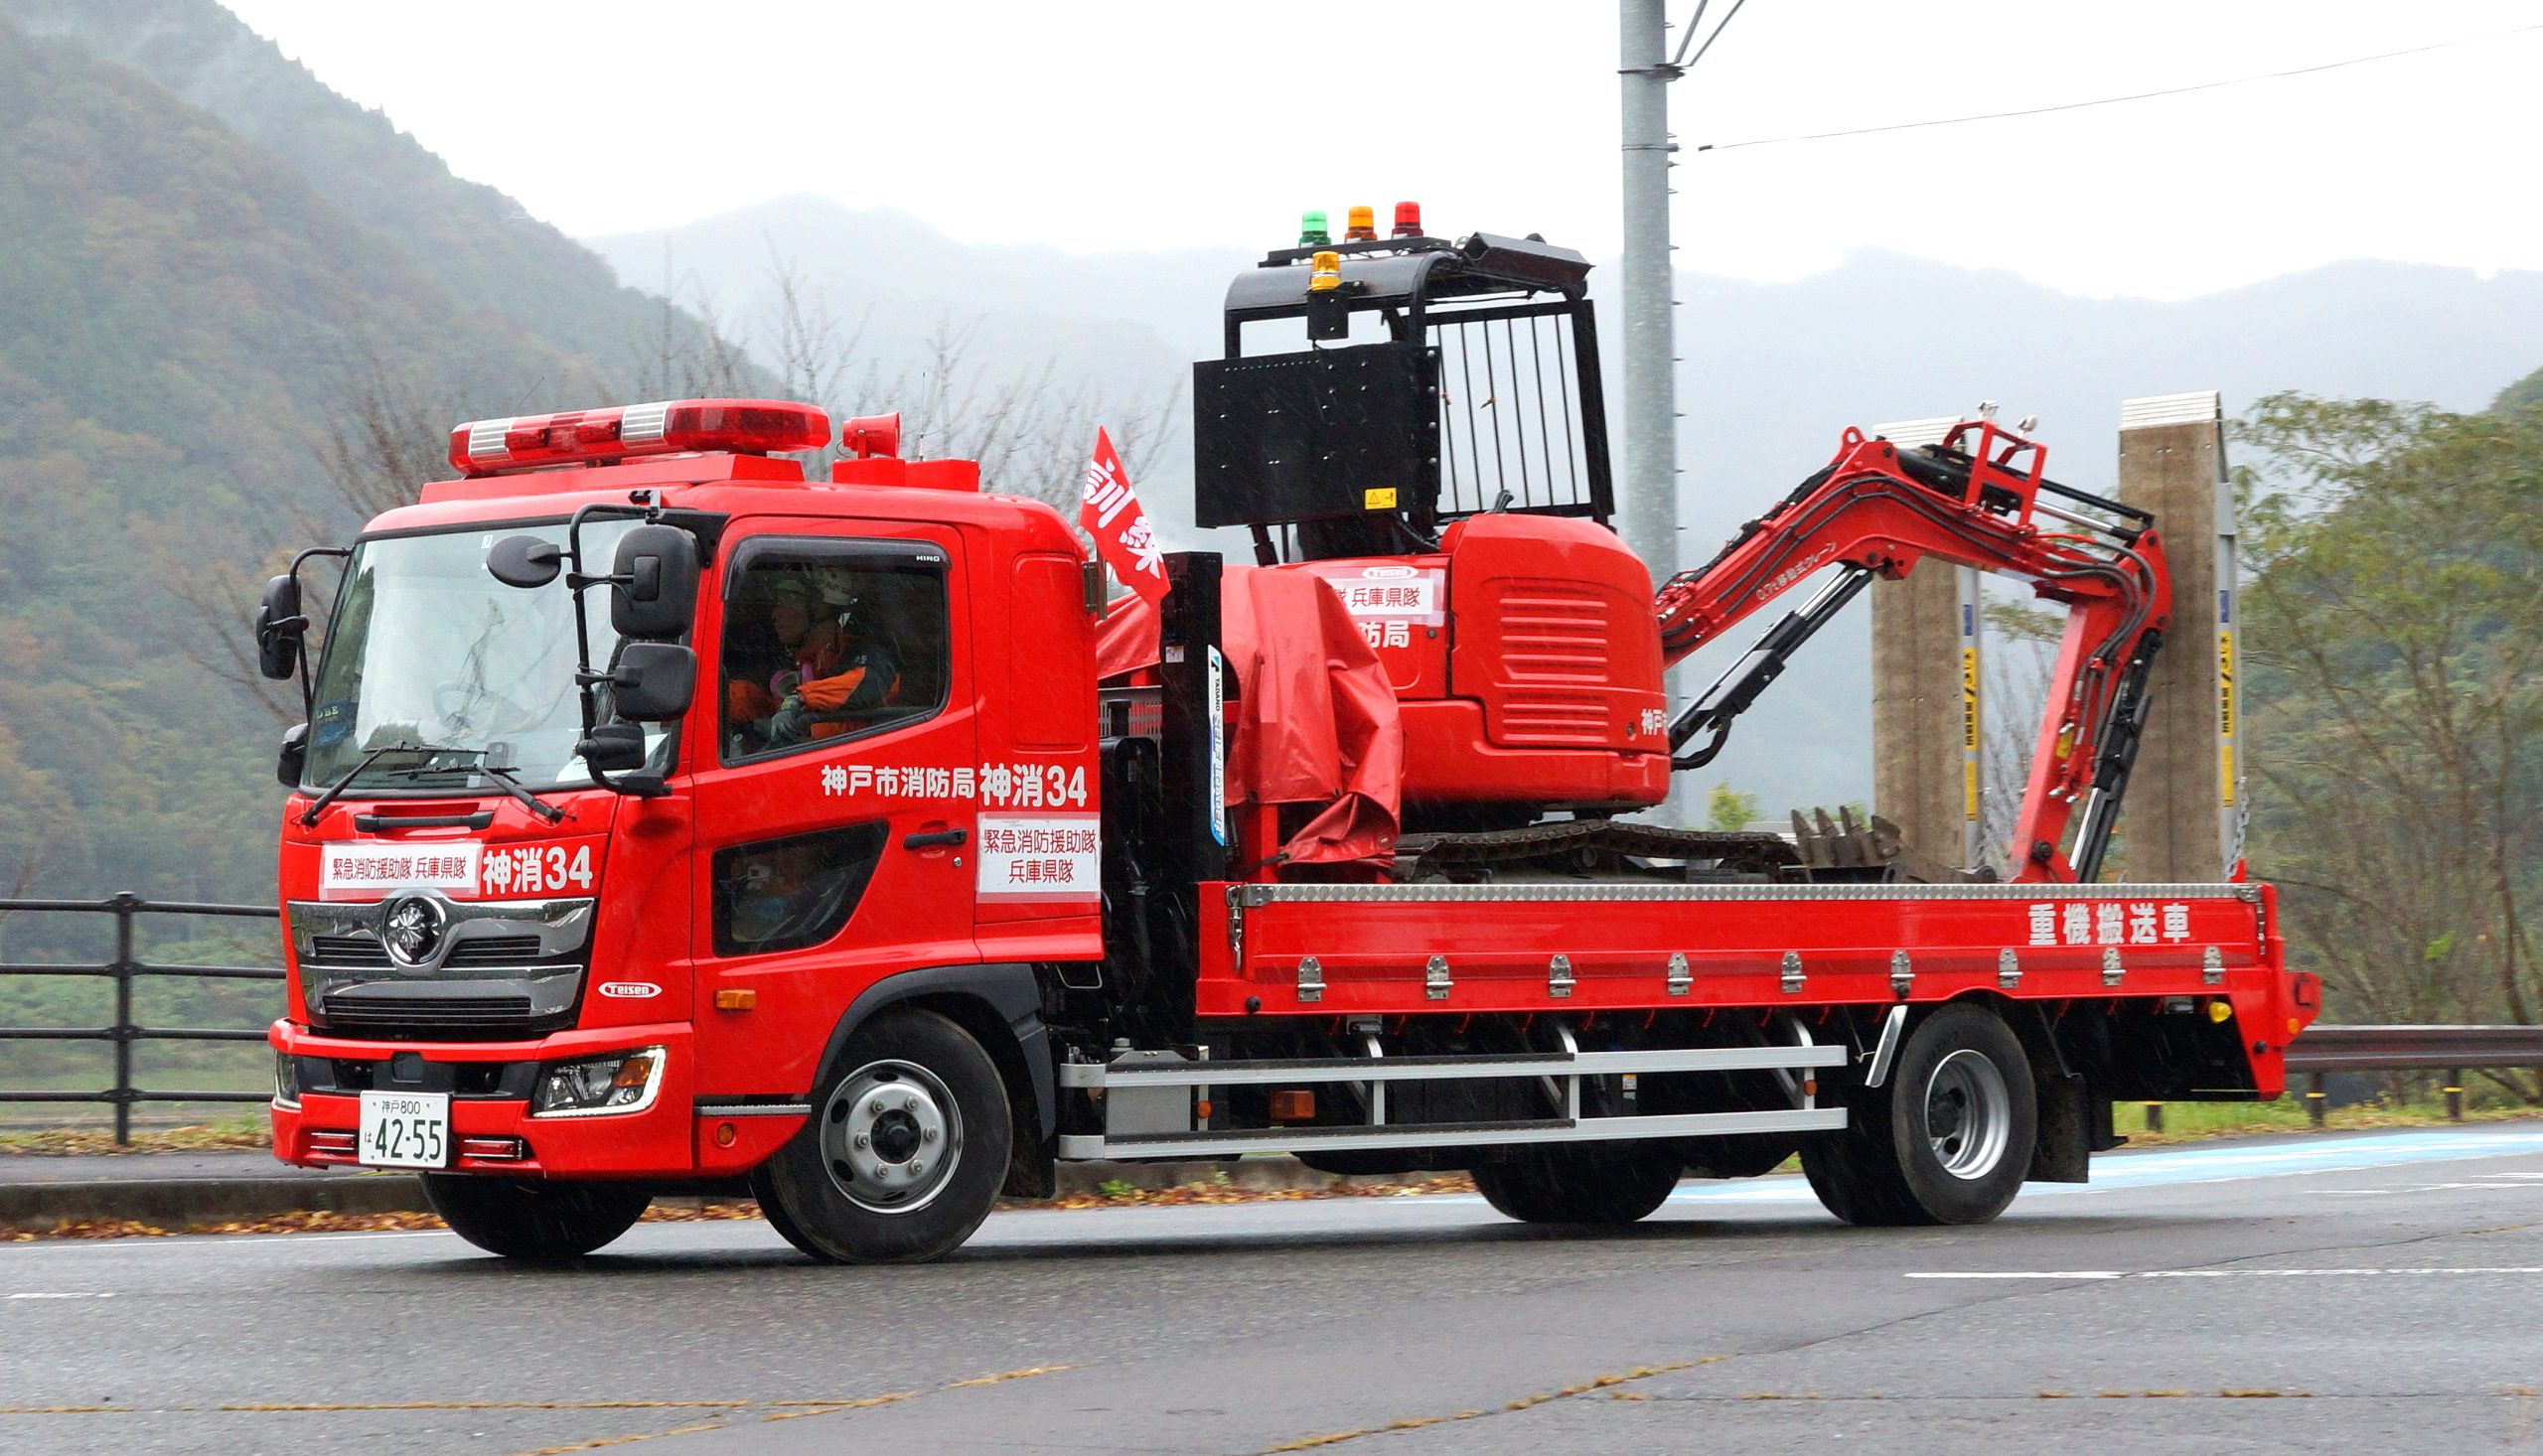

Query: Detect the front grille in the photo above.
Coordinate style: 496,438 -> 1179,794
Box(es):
322,990 -> 540,1035
310,934 -> 390,967
445,935 -> 543,967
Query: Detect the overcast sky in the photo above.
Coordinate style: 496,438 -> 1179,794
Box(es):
223,0 -> 2543,300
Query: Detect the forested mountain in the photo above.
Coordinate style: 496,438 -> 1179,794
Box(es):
0,6 -> 747,916
0,0 -> 736,377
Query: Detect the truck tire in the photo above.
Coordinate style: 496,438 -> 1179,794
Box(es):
1472,1142 -> 1682,1225
421,1175 -> 651,1259
757,1008 -> 1010,1263
747,1170 -> 825,1260
1803,1003 -> 2035,1227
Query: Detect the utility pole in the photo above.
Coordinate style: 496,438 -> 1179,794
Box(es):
1619,0 -> 1679,606
1621,2 -> 1745,825
1620,0 -> 1683,821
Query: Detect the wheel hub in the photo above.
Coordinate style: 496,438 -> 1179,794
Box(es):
821,1060 -> 964,1214
1923,1049 -> 2011,1181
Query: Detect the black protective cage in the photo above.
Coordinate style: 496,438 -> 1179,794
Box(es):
1194,232 -> 1614,562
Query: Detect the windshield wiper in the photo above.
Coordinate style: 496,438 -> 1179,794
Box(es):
373,751 -> 568,825
479,763 -> 568,825
295,741 -> 424,827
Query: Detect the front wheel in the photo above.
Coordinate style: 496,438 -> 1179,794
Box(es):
1803,1002 -> 2036,1227
421,1175 -> 651,1259
756,1008 -> 1011,1263
1472,1142 -> 1682,1225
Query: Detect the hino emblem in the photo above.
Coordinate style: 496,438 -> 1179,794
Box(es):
380,894 -> 447,967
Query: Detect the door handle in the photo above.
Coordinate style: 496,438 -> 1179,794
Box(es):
902,828 -> 968,850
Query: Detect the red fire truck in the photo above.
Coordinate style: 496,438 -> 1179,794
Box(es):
256,218 -> 2314,1261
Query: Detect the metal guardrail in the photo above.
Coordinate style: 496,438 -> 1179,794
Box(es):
0,893 -> 282,1144
2281,1024 -> 2543,1126
2282,1024 -> 2543,1074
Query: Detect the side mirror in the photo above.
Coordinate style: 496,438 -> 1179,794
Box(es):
610,524 -> 698,641
487,534 -> 564,589
608,642 -> 696,722
254,575 -> 304,681
275,723 -> 308,789
574,721 -> 650,774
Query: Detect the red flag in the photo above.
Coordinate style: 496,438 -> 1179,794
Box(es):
1079,427 -> 1167,605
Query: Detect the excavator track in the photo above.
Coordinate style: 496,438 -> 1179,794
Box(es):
1394,806 -> 1984,885
1395,818 -> 1803,882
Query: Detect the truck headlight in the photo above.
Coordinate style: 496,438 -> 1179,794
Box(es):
274,1052 -> 300,1108
530,1047 -> 666,1118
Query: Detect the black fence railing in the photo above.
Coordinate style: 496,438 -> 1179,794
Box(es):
0,893 -> 282,1144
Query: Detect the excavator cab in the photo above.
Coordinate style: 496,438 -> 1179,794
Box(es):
1191,217 -> 1668,822
1196,214 -> 1614,566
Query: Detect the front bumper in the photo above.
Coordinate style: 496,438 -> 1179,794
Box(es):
265,1020 -> 797,1181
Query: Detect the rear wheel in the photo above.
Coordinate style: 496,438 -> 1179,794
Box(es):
421,1175 -> 651,1259
1473,1142 -> 1682,1225
1803,1003 -> 2035,1227
757,1008 -> 1011,1263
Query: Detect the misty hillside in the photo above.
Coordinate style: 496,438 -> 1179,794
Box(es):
0,6 -> 743,908
0,0 -> 740,378
587,196 -> 2543,822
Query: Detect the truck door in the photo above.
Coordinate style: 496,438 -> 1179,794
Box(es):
687,525 -> 977,1099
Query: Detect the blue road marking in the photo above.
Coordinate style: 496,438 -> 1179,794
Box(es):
1434,1126 -> 2543,1209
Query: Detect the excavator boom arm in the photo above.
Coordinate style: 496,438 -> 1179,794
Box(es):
1651,421 -> 2171,884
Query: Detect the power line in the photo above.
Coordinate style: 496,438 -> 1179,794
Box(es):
1699,20 -> 2543,153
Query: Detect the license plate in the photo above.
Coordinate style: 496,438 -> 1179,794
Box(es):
357,1091 -> 451,1169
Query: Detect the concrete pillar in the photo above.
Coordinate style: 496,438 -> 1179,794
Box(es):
2117,390 -> 2237,882
1871,565 -> 1977,874
1869,417 -> 1983,874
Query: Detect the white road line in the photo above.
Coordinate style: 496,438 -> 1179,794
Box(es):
1909,1267 -> 2543,1280
0,1230 -> 459,1257
1904,1271 -> 2122,1280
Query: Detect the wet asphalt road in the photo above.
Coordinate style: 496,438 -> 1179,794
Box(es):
6,1125 -> 2543,1455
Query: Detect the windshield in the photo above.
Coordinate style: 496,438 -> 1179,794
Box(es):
302,520 -> 671,793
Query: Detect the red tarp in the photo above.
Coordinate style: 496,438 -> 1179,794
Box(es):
1094,567 -> 1403,868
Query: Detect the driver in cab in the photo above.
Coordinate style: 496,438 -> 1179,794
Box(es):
724,574 -> 902,753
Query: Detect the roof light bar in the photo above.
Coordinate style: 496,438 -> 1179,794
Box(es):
447,399 -> 831,477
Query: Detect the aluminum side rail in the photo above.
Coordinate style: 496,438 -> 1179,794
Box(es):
1057,1039 -> 1846,1163
1059,1044 -> 1843,1090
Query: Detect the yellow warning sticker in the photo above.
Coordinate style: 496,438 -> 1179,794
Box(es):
1960,647 -> 1980,753
1960,646 -> 1981,820
1364,487 -> 1399,510
2218,630 -> 2236,806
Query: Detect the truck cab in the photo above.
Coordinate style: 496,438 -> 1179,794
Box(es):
264,402 -> 1097,1256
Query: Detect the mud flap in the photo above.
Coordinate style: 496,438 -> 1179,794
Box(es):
2028,1072 -> 2098,1183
